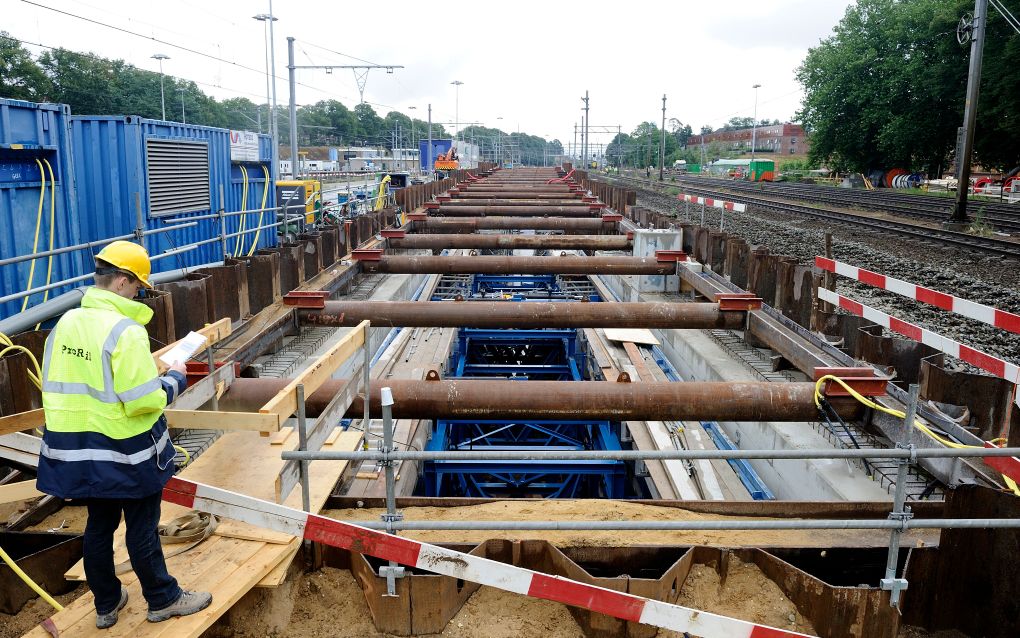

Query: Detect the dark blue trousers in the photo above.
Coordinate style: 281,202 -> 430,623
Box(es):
83,492 -> 182,613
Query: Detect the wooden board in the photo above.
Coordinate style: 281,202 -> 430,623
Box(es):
164,409 -> 280,432
0,409 -> 44,436
152,317 -> 232,374
603,328 -> 660,345
0,479 -> 42,504
269,427 -> 294,445
64,429 -> 363,588
259,321 -> 368,419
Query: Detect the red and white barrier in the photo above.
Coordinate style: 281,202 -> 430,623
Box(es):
815,257 -> 1020,336
678,194 -> 747,212
817,288 -> 1020,383
162,477 -> 813,638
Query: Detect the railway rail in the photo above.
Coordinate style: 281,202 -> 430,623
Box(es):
604,174 -> 1020,259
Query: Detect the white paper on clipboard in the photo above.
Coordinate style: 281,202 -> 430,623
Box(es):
158,331 -> 208,366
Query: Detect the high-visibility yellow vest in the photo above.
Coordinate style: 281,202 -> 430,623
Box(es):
41,287 -> 166,438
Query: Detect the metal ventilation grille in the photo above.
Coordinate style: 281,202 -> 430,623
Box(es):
145,139 -> 210,217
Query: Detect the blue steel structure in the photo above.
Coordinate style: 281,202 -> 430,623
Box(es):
422,275 -> 626,498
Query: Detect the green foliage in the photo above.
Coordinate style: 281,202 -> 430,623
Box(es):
605,121 -> 687,168
0,34 -> 51,101
797,0 -> 1020,175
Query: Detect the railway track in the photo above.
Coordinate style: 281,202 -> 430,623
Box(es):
676,175 -> 1020,233
604,174 -> 1020,259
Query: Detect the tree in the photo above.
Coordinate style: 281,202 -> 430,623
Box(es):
797,0 -> 1020,175
0,34 -> 50,100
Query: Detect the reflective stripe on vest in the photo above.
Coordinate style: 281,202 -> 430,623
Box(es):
41,317 -> 157,404
40,428 -> 170,465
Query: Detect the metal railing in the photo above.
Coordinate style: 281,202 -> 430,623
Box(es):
281,384 -> 1020,607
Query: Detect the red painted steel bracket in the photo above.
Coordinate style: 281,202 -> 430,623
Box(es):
283,290 -> 329,308
406,212 -> 428,221
424,202 -> 441,210
352,249 -> 384,261
381,229 -> 406,239
655,250 -> 688,262
813,366 -> 888,397
715,293 -> 763,311
601,213 -> 623,222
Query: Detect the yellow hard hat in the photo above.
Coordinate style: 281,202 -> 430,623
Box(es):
95,241 -> 153,289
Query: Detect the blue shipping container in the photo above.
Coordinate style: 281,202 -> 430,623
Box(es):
0,99 -> 83,321
419,139 -> 453,171
69,116 -> 277,276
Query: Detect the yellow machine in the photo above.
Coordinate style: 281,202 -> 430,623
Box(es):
434,146 -> 459,171
276,179 -> 322,224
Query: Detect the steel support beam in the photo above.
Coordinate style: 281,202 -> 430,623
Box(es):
413,217 -> 613,233
440,199 -> 589,207
218,378 -> 860,422
364,255 -> 676,276
298,301 -> 745,329
453,192 -> 581,199
388,234 -> 631,251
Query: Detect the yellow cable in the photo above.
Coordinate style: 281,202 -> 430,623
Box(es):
814,374 -> 1020,495
173,444 -> 191,467
233,166 -> 249,257
0,544 -> 63,611
0,341 -> 42,390
39,159 -> 56,304
246,165 -> 270,257
21,159 -> 47,312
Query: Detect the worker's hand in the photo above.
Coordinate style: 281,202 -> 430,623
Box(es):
169,360 -> 187,376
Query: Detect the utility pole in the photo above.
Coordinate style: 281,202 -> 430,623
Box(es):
581,91 -> 589,169
573,123 -> 577,166
948,0 -> 988,227
253,10 -> 279,176
750,84 -> 762,173
151,54 -> 169,121
659,94 -> 667,180
178,87 -> 187,124
427,103 -> 433,178
287,36 -> 299,179
451,80 -> 464,141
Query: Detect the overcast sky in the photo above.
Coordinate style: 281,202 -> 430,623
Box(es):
9,0 -> 853,145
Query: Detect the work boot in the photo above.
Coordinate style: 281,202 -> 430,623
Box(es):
146,590 -> 212,623
96,587 -> 129,629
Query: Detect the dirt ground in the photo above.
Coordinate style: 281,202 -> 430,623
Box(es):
323,500 -> 938,548
23,504 -> 89,533
0,584 -> 86,638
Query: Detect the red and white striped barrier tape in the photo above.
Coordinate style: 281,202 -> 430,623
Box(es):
815,257 -> 1020,336
162,477 -> 813,638
678,193 -> 747,212
817,288 -> 1020,383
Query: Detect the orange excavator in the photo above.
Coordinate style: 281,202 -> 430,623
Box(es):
435,144 -> 459,171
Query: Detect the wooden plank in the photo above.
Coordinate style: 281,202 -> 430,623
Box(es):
269,427 -> 294,445
0,432 -> 41,455
604,328 -> 660,345
0,446 -> 38,468
275,359 -> 363,502
258,320 -> 368,418
0,408 -> 44,436
622,341 -> 654,383
323,427 -> 341,446
152,317 -> 232,373
170,364 -> 236,411
0,479 -> 42,504
164,409 -> 279,432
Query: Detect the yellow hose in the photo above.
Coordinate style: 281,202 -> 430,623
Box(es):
814,374 -> 1020,495
0,544 -> 63,611
246,165 -> 271,257
233,166 -> 250,257
39,159 -> 56,304
21,159 -> 47,312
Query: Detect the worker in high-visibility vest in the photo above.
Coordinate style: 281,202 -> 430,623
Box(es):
37,241 -> 212,628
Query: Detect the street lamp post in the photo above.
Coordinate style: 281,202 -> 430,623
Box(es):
450,80 -> 464,141
750,83 -> 762,173
497,116 -> 503,166
151,54 -> 169,121
178,87 -> 187,124
253,10 -> 279,179
408,106 -> 417,173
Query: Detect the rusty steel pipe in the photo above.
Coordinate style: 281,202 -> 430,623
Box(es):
434,206 -> 599,217
298,301 -> 743,329
440,199 -> 590,206
453,192 -> 581,199
363,255 -> 676,276
217,379 -> 859,422
413,218 -> 614,233
388,234 -> 631,251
